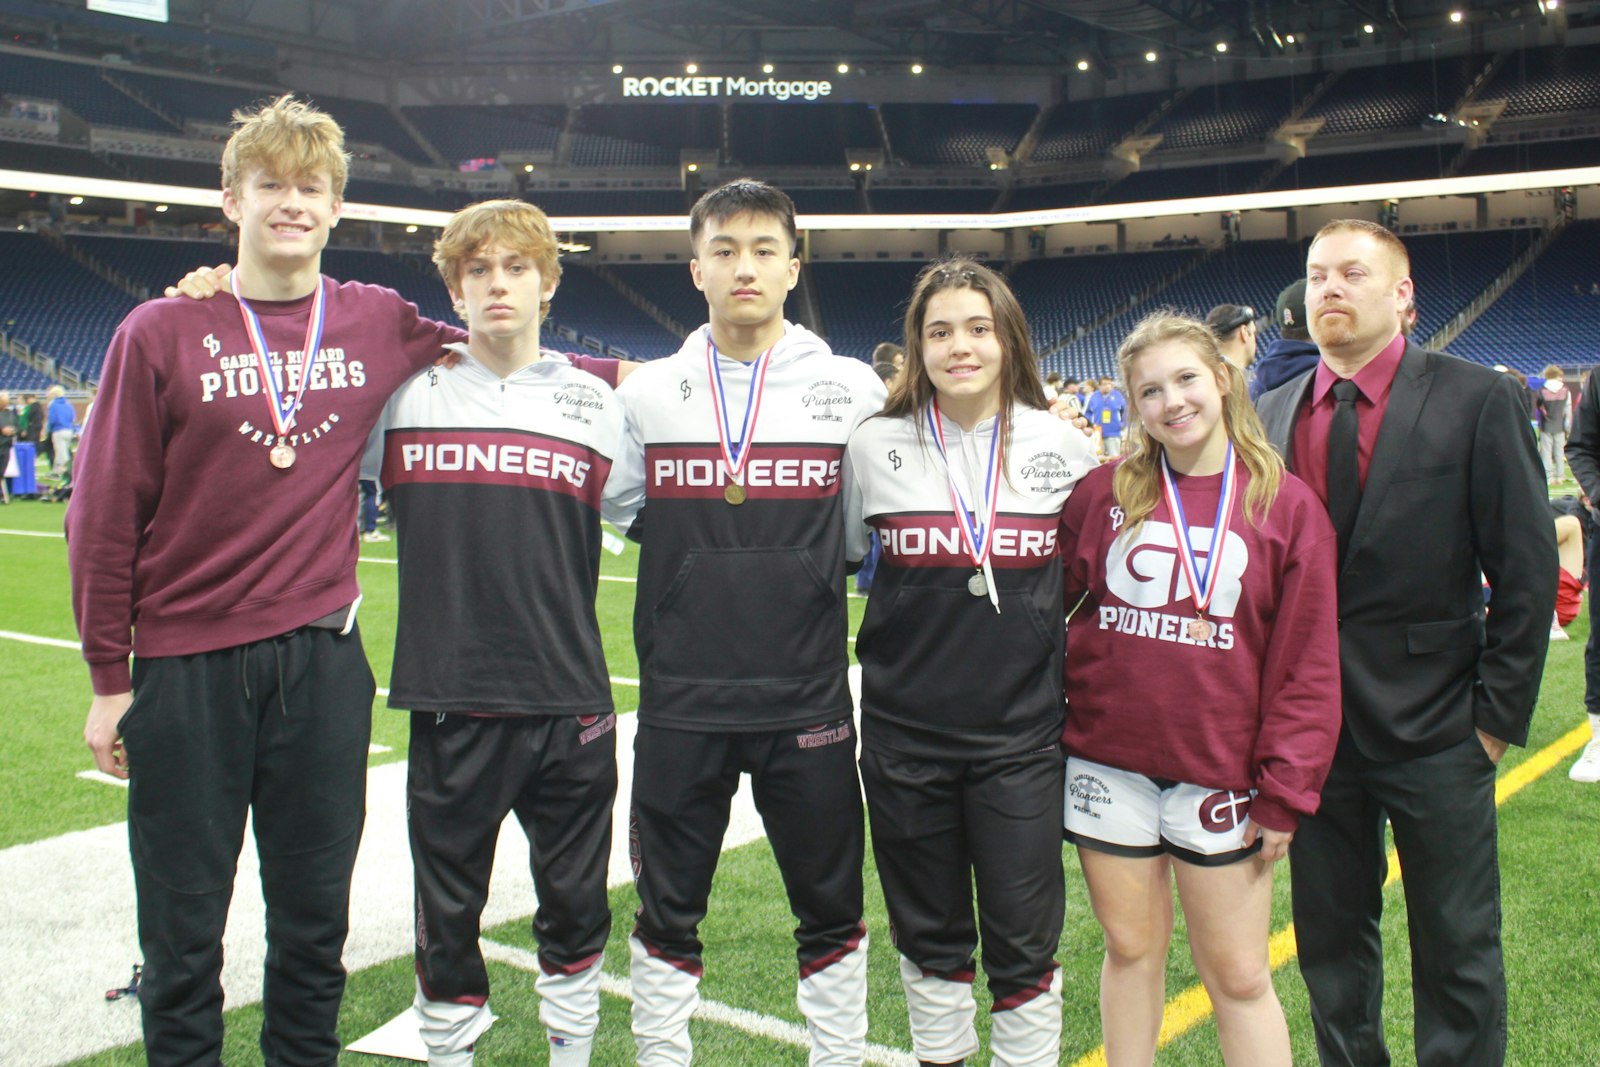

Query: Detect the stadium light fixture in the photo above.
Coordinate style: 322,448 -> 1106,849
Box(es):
686,163 -> 699,172
1215,41 -> 1228,52
1076,59 -> 1090,71
1450,10 -> 1463,22
837,63 -> 849,74
1363,23 -> 1375,33
849,162 -> 861,172
155,204 -> 168,212
910,63 -> 923,74
69,196 -> 83,205
611,64 -> 622,74
1145,50 -> 1158,62
762,62 -> 774,73
1285,34 -> 1296,43
685,62 -> 698,74
405,225 -> 418,233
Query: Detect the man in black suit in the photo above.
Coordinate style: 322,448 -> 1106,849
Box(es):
1256,219 -> 1554,1067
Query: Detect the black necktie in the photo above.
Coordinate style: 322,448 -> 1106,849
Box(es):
1327,379 -> 1361,563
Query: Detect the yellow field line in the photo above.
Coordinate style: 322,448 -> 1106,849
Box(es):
1069,721 -> 1594,1067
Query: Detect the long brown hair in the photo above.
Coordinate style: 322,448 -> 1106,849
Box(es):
881,256 -> 1049,466
1112,311 -> 1283,537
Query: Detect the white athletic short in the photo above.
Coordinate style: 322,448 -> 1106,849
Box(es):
1063,756 -> 1261,866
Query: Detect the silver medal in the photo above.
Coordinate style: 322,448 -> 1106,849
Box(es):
967,572 -> 988,597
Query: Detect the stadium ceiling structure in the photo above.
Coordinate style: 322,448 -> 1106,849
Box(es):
32,0 -> 1599,74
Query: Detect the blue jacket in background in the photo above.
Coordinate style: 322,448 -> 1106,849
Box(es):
1085,389 -> 1127,438
46,396 -> 76,434
1249,338 -> 1321,403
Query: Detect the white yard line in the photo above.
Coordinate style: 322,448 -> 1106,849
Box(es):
0,527 -> 63,538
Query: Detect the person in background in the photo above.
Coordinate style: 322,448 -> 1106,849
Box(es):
1249,281 -> 1319,404
1537,364 -> 1571,484
46,385 -> 75,478
0,391 -> 15,504
1085,376 -> 1128,456
1204,303 -> 1260,372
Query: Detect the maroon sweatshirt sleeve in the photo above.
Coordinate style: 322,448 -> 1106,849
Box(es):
67,309 -> 168,695
564,353 -> 621,388
1247,485 -> 1343,832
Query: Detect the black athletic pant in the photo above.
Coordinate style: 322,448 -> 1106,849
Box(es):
629,719 -> 864,970
121,626 -> 373,1067
409,712 -> 617,998
860,744 -> 1064,1004
1584,524 -> 1600,715
1290,732 -> 1505,1067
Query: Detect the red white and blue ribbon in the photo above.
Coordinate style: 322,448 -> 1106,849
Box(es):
231,270 -> 328,440
1160,441 -> 1238,624
928,400 -> 1003,612
705,337 -> 773,484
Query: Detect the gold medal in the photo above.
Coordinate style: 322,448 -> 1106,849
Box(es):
723,482 -> 747,506
269,443 -> 297,470
1187,616 -> 1213,642
967,571 -> 988,597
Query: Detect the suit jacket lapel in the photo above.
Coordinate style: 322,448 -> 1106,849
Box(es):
1349,342 -> 1432,555
1266,372 -> 1315,473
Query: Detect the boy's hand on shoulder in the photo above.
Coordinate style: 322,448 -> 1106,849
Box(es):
164,264 -> 233,300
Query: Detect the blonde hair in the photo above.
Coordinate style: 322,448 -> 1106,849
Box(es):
1112,311 -> 1283,537
432,199 -> 563,322
221,94 -> 349,199
882,256 -> 1049,472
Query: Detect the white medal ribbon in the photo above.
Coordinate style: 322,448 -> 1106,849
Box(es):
706,338 -> 773,488
1159,441 -> 1239,637
927,402 -> 1002,613
231,271 -> 328,442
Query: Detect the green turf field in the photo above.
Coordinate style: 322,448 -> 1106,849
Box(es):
2,493 -> 1596,1066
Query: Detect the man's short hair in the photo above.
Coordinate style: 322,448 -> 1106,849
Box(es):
872,361 -> 898,384
221,94 -> 350,199
1204,304 -> 1260,338
432,199 -> 563,321
1309,218 -> 1411,278
689,179 -> 798,254
871,341 -> 904,365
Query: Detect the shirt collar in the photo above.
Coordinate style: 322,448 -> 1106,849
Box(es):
1311,330 -> 1406,406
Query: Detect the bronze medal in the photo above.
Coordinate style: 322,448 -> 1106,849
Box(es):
1187,617 -> 1213,642
967,571 -> 988,597
269,443 -> 297,470
723,482 -> 747,506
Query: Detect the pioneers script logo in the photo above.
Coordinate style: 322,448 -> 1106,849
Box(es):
1019,450 -> 1078,494
1068,773 -> 1112,820
554,381 -> 605,425
801,379 -> 851,423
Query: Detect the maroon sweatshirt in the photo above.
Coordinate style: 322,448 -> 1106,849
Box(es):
68,280 -> 465,695
1058,461 -> 1342,832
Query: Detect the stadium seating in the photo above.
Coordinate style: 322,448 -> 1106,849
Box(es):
113,67 -> 263,126
1106,160 -> 1276,204
403,105 -> 564,164
604,264 -> 710,335
880,103 -> 1037,166
1268,144 -> 1457,190
1304,53 -> 1484,136
0,232 -> 140,380
569,104 -> 717,167
1478,44 -> 1600,119
1147,75 -> 1306,152
870,187 -> 1000,214
0,51 -> 178,132
1458,137 -> 1600,176
0,353 -> 53,392
1447,220 -> 1600,370
729,104 -> 879,166
1030,93 -> 1168,163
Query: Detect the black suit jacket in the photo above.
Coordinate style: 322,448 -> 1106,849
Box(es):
1256,341 -> 1555,760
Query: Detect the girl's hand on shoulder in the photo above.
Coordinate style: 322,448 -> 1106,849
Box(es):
1243,820 -> 1293,863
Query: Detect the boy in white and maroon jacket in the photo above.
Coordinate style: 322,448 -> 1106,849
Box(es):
364,200 -> 624,1067
68,95 -> 470,1066
602,179 -> 885,1067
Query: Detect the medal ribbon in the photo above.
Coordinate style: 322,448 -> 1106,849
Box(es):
231,271 -> 328,439
927,401 -> 1003,610
706,337 -> 774,483
1159,441 -> 1239,618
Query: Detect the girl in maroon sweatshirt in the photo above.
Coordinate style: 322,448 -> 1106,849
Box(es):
1059,312 -> 1340,1067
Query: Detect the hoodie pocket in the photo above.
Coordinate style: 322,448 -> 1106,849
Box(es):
650,547 -> 842,684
